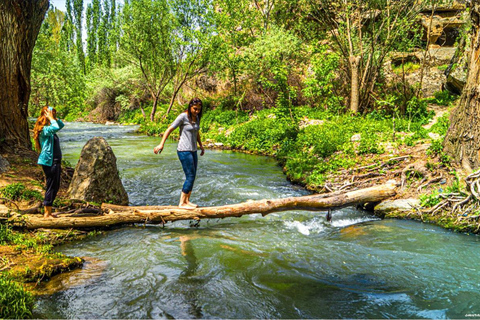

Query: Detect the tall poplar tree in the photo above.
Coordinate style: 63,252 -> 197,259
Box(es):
86,0 -> 101,71
72,0 -> 86,74
98,0 -> 111,67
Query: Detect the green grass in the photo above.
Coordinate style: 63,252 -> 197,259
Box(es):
392,62 -> 420,74
0,183 -> 42,202
0,274 -> 34,319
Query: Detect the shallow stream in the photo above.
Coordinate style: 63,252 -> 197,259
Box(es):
33,122 -> 480,319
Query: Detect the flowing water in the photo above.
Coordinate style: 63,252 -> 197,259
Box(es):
33,122 -> 480,319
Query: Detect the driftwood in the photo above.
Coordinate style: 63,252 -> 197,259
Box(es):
12,183 -> 397,229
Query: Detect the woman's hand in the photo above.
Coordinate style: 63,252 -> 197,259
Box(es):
200,146 -> 205,156
45,108 -> 55,121
154,145 -> 163,154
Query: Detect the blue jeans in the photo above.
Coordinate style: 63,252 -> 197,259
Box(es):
177,151 -> 198,193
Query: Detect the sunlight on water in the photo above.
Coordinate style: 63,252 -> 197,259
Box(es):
32,122 -> 480,319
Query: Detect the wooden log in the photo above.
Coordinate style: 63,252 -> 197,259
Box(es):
13,182 -> 397,229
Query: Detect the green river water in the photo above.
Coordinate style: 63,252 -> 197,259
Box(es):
33,122 -> 480,319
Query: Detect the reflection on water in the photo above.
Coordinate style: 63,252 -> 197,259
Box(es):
33,122 -> 480,319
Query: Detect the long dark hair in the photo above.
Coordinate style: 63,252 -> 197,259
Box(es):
186,97 -> 203,122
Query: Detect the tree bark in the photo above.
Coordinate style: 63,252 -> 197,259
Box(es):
444,0 -> 480,171
14,183 -> 397,229
150,96 -> 158,122
349,55 -> 360,113
0,0 -> 49,152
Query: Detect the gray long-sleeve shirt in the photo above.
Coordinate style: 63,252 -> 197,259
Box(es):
171,112 -> 200,151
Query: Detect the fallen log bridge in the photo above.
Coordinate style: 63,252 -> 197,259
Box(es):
15,183 -> 397,229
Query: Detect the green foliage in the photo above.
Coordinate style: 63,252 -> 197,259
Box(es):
431,90 -> 458,106
0,224 -> 15,244
303,45 -> 344,112
30,7 -> 87,117
307,0 -> 422,111
243,26 -> 303,112
420,190 -> 441,208
228,116 -> 298,154
295,123 -> 349,158
0,183 -> 42,202
0,224 -> 36,250
358,132 -> 384,155
405,96 -> 432,123
392,62 -> 420,74
426,138 -> 451,166
429,112 -> 450,136
201,108 -> 249,131
437,64 -> 449,71
0,274 -> 34,319
427,139 -> 443,155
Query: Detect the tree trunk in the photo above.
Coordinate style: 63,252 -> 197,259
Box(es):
14,183 -> 397,229
349,55 -> 360,113
150,96 -> 158,122
0,0 -> 49,153
444,1 -> 480,171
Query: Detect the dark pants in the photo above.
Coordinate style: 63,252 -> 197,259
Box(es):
42,160 -> 61,207
177,151 -> 198,193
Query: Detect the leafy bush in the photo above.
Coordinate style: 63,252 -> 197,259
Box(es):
0,223 -> 15,244
295,122 -> 349,158
429,112 -> 450,136
420,190 -> 441,208
0,183 -> 42,202
201,108 -> 249,131
228,117 -> 298,154
430,90 -> 458,106
0,274 -> 34,319
358,132 -> 384,155
303,45 -> 344,112
427,139 -> 443,156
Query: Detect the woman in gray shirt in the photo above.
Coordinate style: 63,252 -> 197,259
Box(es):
154,98 -> 205,209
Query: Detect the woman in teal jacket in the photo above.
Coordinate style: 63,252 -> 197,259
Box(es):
33,106 -> 65,218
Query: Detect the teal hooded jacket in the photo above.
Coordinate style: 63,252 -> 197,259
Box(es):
37,119 -> 65,166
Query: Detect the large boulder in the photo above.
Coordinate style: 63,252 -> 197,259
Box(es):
68,137 -> 129,205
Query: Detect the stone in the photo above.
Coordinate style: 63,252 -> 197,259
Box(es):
429,47 -> 456,65
446,49 -> 468,94
351,134 -> 361,142
428,132 -> 441,140
68,137 -> 129,205
374,198 -> 420,215
0,204 -> 10,217
0,155 -> 9,174
299,117 -> 325,129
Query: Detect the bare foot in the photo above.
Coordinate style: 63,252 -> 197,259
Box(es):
44,213 -> 58,218
179,204 -> 196,210
186,202 -> 198,208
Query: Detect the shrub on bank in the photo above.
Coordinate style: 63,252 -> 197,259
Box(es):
0,183 -> 42,202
